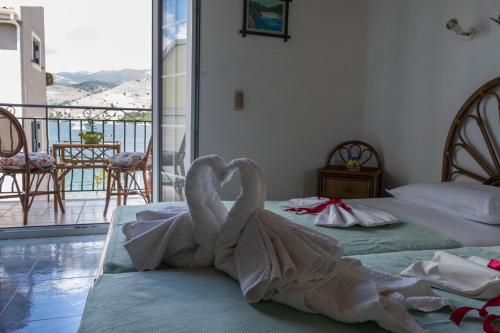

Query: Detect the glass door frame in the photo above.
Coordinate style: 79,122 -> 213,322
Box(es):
152,0 -> 200,202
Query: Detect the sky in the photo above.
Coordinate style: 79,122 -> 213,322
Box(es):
4,0 -> 152,73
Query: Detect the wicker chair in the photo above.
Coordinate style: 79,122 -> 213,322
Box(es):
103,138 -> 152,216
0,107 -> 65,225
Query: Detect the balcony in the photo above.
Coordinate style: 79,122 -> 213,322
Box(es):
0,103 -> 186,229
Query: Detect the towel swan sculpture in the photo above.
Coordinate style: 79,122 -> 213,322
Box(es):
123,155 -> 449,333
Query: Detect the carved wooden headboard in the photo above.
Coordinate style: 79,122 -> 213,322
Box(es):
442,77 -> 500,186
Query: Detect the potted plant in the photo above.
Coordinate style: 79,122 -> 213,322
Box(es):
346,155 -> 361,172
79,117 -> 103,144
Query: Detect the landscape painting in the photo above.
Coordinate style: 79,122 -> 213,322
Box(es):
241,0 -> 290,40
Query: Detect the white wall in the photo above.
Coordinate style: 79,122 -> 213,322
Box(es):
199,0 -> 369,199
361,0 -> 500,188
0,24 -> 22,104
20,6 -> 47,108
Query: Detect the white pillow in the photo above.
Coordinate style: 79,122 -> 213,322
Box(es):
387,182 -> 500,224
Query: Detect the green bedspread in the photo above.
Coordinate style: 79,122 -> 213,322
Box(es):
80,247 -> 500,333
265,201 -> 461,256
101,201 -> 461,274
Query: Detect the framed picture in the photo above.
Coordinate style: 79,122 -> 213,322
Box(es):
240,0 -> 291,41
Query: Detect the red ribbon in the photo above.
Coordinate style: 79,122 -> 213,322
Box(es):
484,315 -> 500,333
285,197 -> 352,215
450,294 -> 500,333
488,259 -> 500,271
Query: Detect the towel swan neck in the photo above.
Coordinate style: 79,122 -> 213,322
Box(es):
185,155 -> 232,254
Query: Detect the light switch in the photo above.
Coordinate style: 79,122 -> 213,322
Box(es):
234,91 -> 244,110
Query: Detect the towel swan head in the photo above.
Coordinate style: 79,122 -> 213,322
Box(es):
184,155 -> 267,265
185,155 -> 266,221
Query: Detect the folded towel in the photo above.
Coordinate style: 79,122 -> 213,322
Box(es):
124,155 -> 448,333
279,197 -> 329,209
280,197 -> 399,227
401,251 -> 500,299
123,207 -> 188,240
315,202 -> 399,228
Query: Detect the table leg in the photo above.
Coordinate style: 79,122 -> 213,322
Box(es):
51,170 -> 64,213
61,173 -> 66,201
116,171 -> 122,206
123,173 -> 129,205
53,169 -> 59,212
52,148 -> 58,205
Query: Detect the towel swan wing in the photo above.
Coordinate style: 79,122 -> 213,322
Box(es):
214,158 -> 343,304
211,159 -> 447,333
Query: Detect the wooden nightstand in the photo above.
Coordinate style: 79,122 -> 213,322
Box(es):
317,141 -> 382,199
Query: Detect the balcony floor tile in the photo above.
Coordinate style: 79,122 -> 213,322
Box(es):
0,196 -> 147,228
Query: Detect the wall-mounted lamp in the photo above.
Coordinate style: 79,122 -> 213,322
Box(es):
446,18 -> 476,41
491,14 -> 500,25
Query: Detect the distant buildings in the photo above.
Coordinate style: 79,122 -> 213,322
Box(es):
0,6 -> 47,107
0,6 -> 47,150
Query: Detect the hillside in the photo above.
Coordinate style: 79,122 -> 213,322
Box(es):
47,69 -> 151,109
46,84 -> 90,105
71,81 -> 118,93
69,78 -> 151,109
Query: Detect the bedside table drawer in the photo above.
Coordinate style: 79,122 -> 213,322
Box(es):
322,177 -> 371,199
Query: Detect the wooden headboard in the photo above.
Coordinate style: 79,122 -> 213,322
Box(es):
442,77 -> 500,186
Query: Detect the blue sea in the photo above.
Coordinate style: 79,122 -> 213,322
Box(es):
253,16 -> 283,32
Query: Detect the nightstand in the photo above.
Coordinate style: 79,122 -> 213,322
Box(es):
317,141 -> 382,199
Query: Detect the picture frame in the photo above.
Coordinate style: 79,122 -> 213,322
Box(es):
240,0 -> 291,41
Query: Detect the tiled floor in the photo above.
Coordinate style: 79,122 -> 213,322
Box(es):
0,235 -> 106,333
0,196 -> 147,228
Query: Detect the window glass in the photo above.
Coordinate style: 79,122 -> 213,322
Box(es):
160,0 -> 191,201
32,38 -> 41,65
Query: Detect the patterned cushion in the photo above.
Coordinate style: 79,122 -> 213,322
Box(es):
108,152 -> 145,168
0,152 -> 55,170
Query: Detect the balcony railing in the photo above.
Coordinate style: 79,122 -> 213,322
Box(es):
0,103 -> 152,194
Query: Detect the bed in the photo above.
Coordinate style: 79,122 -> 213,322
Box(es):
100,201 -> 464,274
99,76 -> 500,275
98,198 -> 500,274
84,76 -> 500,333
81,247 -> 500,333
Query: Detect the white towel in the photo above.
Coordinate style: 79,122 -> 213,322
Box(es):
280,197 -> 399,227
315,202 -> 399,228
122,207 -> 188,240
123,155 -> 232,270
279,197 -> 329,209
401,251 -> 500,299
214,159 -> 447,333
124,156 -> 448,333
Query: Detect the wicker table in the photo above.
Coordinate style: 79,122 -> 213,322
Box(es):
52,142 -> 121,199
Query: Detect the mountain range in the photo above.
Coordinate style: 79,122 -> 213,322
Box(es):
54,69 -> 151,85
47,69 -> 151,108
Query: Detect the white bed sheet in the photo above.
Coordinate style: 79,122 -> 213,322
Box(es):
353,198 -> 500,247
484,246 -> 500,253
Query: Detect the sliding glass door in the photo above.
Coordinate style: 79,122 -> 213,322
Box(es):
153,0 -> 198,202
